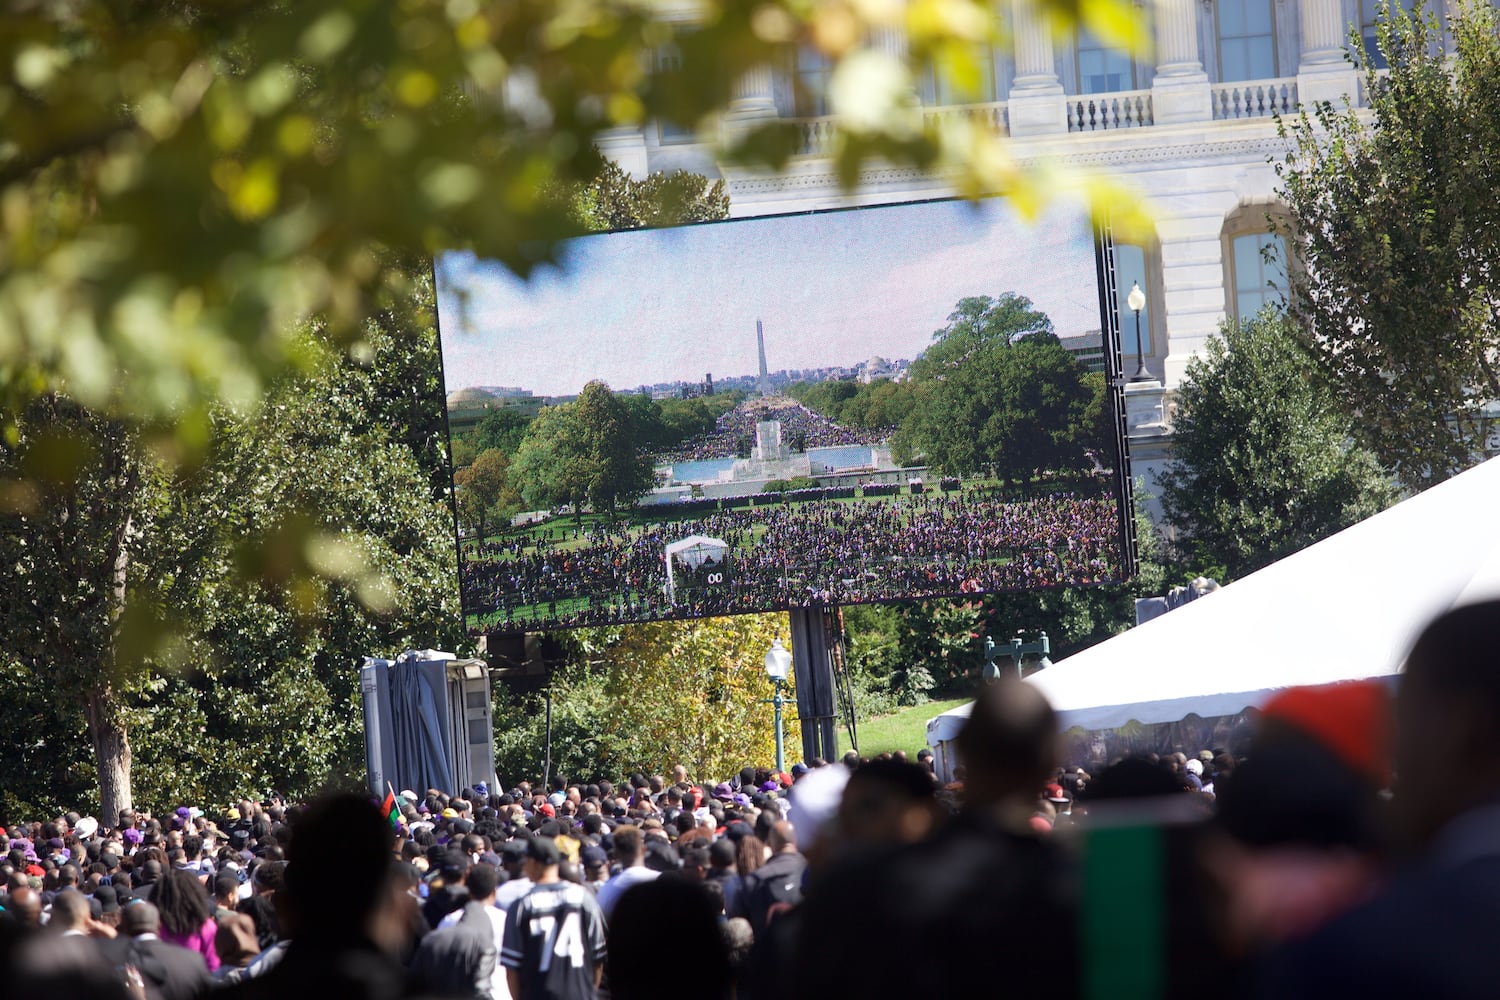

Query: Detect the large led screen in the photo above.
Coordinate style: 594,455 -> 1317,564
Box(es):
437,198 -> 1132,634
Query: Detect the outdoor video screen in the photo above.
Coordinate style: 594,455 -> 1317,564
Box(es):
436,197 -> 1130,634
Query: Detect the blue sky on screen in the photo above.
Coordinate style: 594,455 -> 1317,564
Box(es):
436,198 -> 1102,398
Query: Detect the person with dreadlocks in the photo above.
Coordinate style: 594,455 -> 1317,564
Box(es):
154,867 -> 220,972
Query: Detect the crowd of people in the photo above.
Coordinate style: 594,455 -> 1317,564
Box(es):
12,601 -> 1496,998
653,399 -> 891,466
464,492 -> 1122,632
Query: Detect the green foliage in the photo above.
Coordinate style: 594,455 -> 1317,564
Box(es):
787,378 -> 914,430
493,613 -> 796,784
571,160 -> 731,232
455,447 -> 519,541
892,294 -> 1094,485
0,0 -> 1151,450
842,600 -> 980,701
763,476 -> 819,492
472,408 -> 532,458
508,381 -> 656,520
1276,0 -> 1500,489
0,295 -> 465,818
1157,312 -> 1397,580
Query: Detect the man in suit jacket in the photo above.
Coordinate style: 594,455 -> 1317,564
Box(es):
1258,599 -> 1500,999
104,901 -> 212,1000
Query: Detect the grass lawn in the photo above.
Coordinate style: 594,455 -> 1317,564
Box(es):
854,696 -> 970,758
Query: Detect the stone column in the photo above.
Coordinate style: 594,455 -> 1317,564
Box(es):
1151,0 -> 1212,123
1008,0 -> 1066,135
1298,0 -> 1359,105
723,64 -> 781,146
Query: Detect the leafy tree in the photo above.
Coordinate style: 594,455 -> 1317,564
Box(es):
575,382 -> 656,516
893,294 -> 1093,486
0,401 -> 167,820
492,613 -> 798,783
938,294 -> 1056,345
1157,312 -> 1397,580
510,405 -> 591,518
0,295 -> 464,817
571,160 -> 731,232
0,0 -> 1154,810
472,408 -> 531,458
0,0 -> 1149,449
509,382 -> 655,520
455,447 -> 517,542
1276,0 -> 1500,489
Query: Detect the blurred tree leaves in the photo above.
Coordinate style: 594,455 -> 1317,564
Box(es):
0,0 -> 1151,449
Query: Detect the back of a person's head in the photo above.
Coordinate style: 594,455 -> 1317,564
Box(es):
48,888 -> 89,931
709,838 -> 736,869
284,794 -> 392,943
613,825 -> 643,861
608,880 -> 730,1000
1403,600 -> 1500,708
767,820 -> 797,853
1395,600 -> 1500,847
465,863 -> 498,900
120,900 -> 161,937
847,757 -> 937,802
954,678 -> 1058,802
154,867 -> 211,937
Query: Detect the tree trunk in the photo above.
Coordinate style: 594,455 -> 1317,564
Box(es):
96,506 -> 135,817
86,684 -> 133,819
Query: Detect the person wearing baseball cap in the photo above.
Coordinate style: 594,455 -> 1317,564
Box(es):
502,837 -> 606,999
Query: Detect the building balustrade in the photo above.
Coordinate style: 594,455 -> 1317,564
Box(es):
1211,78 -> 1298,119
922,101 -> 1011,137
1066,90 -> 1154,131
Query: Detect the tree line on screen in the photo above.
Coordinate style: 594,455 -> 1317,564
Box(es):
452,291 -> 1113,541
452,389 -> 745,538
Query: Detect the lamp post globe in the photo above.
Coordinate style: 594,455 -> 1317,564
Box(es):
764,638 -> 791,773
1127,281 -> 1150,381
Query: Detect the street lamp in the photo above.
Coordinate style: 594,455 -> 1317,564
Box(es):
1127,280 -> 1150,382
763,637 -> 792,774
982,631 -> 1052,682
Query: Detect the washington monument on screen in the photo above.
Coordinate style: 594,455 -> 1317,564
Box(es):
756,319 -> 771,395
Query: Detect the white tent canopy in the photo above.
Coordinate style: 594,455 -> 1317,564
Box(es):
664,535 -> 728,570
928,454 -> 1500,746
663,535 -> 729,603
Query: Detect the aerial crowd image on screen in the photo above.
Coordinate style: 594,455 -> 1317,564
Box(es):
436,198 -> 1131,634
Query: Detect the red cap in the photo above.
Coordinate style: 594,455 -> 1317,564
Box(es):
1261,680 -> 1392,787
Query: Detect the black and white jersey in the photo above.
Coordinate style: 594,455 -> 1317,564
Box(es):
501,881 -> 607,1000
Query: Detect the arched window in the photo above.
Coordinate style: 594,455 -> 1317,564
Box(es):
1222,206 -> 1290,321
1217,0 -> 1277,80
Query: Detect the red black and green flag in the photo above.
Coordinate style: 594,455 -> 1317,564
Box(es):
381,788 -> 399,833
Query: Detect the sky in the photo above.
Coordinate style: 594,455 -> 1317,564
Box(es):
436,197 -> 1105,398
